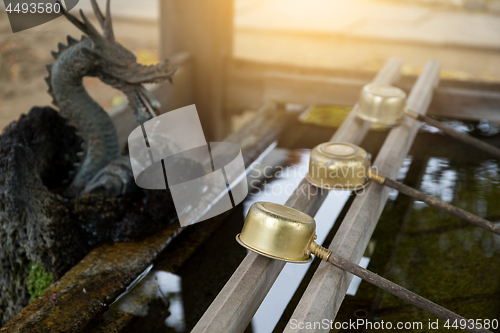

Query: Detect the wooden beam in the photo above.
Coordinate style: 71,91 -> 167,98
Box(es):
226,58 -> 500,123
264,73 -> 367,109
264,72 -> 500,123
225,59 -> 376,113
431,86 -> 500,123
283,61 -> 441,333
159,0 -> 234,140
191,57 -> 402,333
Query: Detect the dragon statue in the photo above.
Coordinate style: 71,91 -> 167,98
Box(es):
50,0 -> 176,197
0,0 -> 179,325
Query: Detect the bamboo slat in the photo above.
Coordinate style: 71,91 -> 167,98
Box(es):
192,57 -> 403,333
284,60 -> 441,333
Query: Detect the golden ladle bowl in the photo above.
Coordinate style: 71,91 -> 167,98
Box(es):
357,83 -> 500,162
235,202 -> 483,329
356,83 -> 407,127
305,142 -> 500,235
306,142 -> 390,190
306,142 -> 371,190
236,202 -> 331,263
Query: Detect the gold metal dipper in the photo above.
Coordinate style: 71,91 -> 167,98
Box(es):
357,83 -> 500,159
306,142 -> 500,236
236,202 -> 492,333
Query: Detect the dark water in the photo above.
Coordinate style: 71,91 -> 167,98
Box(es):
100,118 -> 500,333
332,125 -> 500,332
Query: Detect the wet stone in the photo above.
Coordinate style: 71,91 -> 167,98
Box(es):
0,107 -> 181,326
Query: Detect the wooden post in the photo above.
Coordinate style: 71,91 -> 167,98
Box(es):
159,0 -> 234,140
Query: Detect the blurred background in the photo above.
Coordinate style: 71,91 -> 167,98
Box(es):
1,0 -> 500,130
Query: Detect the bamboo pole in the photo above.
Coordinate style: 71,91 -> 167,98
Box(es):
405,109 -> 500,160
368,172 -> 500,235
325,253 -> 493,333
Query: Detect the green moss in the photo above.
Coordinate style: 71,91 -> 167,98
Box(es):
25,262 -> 53,303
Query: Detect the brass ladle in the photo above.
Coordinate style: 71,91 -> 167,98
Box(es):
357,83 -> 500,159
237,202 -> 491,333
306,142 -> 500,235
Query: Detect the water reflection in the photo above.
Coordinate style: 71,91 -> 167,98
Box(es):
389,156 -> 413,201
157,272 -> 185,332
105,270 -> 186,332
420,157 -> 457,203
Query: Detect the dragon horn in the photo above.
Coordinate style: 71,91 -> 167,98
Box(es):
57,0 -> 106,48
90,0 -> 105,29
79,10 -> 107,46
104,0 -> 115,42
90,0 -> 115,42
